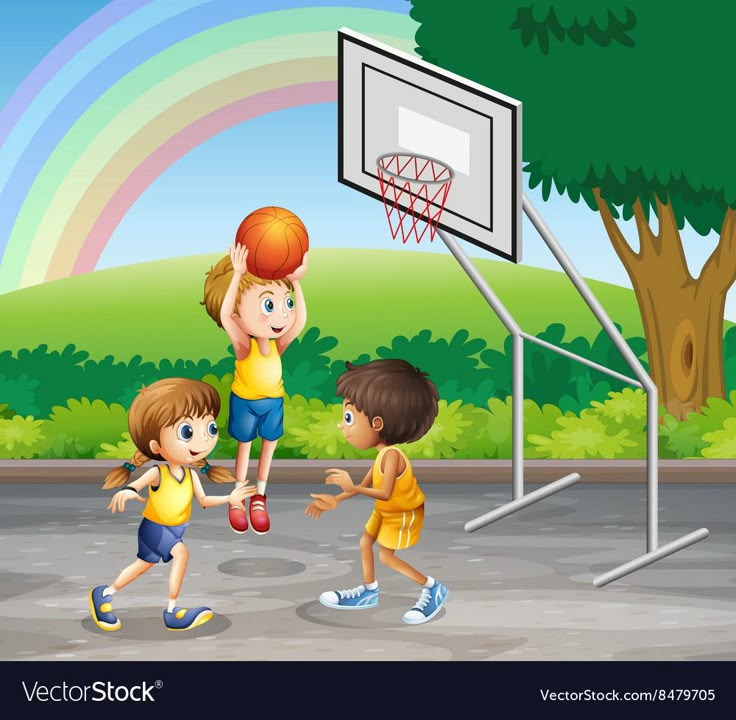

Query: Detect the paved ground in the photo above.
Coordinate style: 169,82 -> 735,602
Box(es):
1,481 -> 734,661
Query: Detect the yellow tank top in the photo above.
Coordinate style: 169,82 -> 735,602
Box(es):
231,338 -> 284,399
142,465 -> 193,526
372,446 -> 425,512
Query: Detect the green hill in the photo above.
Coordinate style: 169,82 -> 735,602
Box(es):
0,249 -> 645,362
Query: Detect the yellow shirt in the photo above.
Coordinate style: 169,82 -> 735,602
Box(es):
231,338 -> 284,399
372,446 -> 425,513
142,465 -> 193,526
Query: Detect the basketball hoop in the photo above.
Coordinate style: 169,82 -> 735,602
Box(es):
376,153 -> 454,244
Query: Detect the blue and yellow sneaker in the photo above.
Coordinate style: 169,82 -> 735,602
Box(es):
402,580 -> 449,625
163,606 -> 213,631
88,585 -> 121,631
319,584 -> 379,609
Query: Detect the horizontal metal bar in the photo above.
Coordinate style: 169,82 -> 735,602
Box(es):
593,528 -> 710,587
520,332 -> 642,388
464,473 -> 581,532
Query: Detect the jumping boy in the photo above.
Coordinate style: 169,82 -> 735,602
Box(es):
305,359 -> 449,625
202,243 -> 307,535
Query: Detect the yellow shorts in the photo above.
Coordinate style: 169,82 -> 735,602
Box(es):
365,505 -> 424,550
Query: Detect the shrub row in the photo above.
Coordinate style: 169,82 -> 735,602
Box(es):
4,387 -> 736,460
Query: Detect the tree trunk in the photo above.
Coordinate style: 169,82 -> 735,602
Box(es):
633,275 -> 726,419
592,191 -> 736,421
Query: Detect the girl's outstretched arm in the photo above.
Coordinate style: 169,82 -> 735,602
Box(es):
191,471 -> 255,508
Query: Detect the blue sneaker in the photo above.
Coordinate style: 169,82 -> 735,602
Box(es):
402,581 -> 449,625
88,585 -> 121,631
163,606 -> 213,631
319,584 -> 379,609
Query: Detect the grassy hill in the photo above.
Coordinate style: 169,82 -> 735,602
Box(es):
0,249 -> 646,362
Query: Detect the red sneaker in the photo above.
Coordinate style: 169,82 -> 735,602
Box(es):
228,503 -> 248,534
249,494 -> 270,535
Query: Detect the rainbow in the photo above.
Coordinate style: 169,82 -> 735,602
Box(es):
0,0 -> 415,293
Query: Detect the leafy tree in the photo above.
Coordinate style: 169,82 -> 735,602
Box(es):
410,0 -> 736,419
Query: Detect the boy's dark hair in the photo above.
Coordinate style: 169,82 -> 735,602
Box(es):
336,359 -> 439,445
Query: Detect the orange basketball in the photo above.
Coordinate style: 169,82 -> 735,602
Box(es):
235,206 -> 309,280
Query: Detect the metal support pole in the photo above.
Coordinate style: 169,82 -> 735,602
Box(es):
647,384 -> 659,552
521,193 -> 707,584
512,333 -> 524,500
464,473 -> 580,532
437,227 -> 580,523
593,528 -> 709,587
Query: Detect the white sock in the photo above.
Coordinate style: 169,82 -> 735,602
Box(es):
365,580 -> 378,591
167,599 -> 177,613
256,480 -> 267,496
104,586 -> 116,596
424,576 -> 436,589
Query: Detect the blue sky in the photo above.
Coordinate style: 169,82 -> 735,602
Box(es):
1,0 -> 728,319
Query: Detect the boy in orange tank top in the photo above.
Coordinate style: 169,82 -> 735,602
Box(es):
306,359 -> 449,625
202,243 -> 308,535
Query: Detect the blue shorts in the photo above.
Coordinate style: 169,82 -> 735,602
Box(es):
228,393 -> 284,442
137,518 -> 188,564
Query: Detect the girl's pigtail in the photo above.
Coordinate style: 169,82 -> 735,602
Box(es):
102,450 -> 150,489
193,457 -> 234,484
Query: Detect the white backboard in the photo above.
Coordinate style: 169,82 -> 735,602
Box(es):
338,28 -> 522,262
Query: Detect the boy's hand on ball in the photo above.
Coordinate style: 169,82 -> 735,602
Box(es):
325,468 -> 355,492
286,251 -> 308,282
229,243 -> 249,276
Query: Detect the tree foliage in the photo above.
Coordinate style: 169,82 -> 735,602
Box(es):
410,0 -> 736,232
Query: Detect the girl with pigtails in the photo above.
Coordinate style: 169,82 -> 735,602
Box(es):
89,378 -> 254,632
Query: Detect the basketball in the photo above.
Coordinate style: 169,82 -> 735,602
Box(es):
234,206 -> 309,280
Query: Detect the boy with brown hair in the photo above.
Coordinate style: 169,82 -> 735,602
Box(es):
305,358 -> 449,625
202,243 -> 307,535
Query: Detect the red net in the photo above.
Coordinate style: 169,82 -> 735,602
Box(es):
376,153 -> 454,244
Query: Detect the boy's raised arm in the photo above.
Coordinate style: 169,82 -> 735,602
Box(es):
220,244 -> 251,355
276,253 -> 308,353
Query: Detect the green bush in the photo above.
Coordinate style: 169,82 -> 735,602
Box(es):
281,396 -> 372,459
462,396 -> 572,459
529,411 -> 637,459
401,399 -> 488,459
0,345 -> 88,416
376,330 -> 497,405
96,431 -> 137,460
282,327 -> 339,401
702,417 -> 736,458
46,398 -> 128,458
0,416 -> 52,459
0,373 -> 40,416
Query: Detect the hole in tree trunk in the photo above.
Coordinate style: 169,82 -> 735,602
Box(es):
670,319 -> 697,401
682,337 -> 694,373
